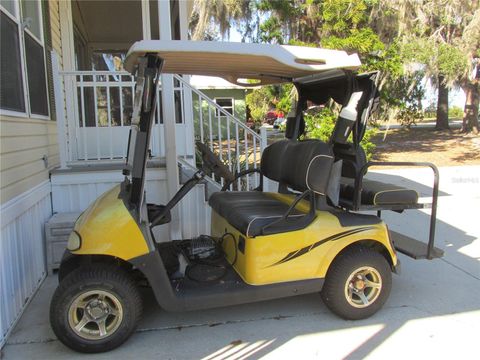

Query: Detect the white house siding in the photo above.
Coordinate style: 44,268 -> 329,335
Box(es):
0,181 -> 52,347
51,168 -> 211,241
0,0 -> 65,346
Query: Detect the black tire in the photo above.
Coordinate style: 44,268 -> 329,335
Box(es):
321,245 -> 392,320
50,264 -> 142,353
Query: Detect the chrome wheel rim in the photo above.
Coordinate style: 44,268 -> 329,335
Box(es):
68,290 -> 123,340
344,266 -> 382,308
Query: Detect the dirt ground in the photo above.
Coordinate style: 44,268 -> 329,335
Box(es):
372,127 -> 480,166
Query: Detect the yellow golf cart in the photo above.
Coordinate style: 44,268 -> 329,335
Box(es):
50,40 -> 443,353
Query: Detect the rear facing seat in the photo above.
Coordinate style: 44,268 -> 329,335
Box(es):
334,145 -> 419,207
340,178 -> 419,205
209,139 -> 335,237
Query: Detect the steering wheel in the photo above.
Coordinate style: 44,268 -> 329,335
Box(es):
196,142 -> 235,184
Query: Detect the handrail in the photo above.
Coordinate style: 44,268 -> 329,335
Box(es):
59,70 -> 132,76
173,74 -> 260,139
173,74 -> 264,191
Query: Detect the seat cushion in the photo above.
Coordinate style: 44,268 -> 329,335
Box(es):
209,191 -> 308,237
260,139 -> 334,194
340,178 -> 419,205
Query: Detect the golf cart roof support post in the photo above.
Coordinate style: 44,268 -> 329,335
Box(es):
355,162 -> 440,259
292,84 -> 307,140
129,55 -> 163,209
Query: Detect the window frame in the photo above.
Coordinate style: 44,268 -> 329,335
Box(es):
214,97 -> 234,117
0,0 -> 50,120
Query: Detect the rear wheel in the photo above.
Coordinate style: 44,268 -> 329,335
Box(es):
321,245 -> 391,320
50,264 -> 142,353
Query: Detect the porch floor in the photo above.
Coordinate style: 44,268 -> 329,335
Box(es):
51,157 -> 167,174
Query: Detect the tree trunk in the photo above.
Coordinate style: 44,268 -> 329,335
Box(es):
436,75 -> 450,130
461,82 -> 479,134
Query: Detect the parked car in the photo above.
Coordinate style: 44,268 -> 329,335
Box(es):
273,116 -> 286,129
263,110 -> 277,125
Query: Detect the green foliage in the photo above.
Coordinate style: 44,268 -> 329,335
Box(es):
245,87 -> 271,122
449,106 -> 464,119
304,108 -> 337,143
360,128 -> 377,161
303,108 -> 377,160
259,17 -> 284,44
320,0 -> 370,35
401,39 -> 469,85
376,71 -> 425,126
245,84 -> 294,122
397,106 -> 424,128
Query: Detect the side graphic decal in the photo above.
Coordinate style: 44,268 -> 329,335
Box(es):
267,226 -> 376,267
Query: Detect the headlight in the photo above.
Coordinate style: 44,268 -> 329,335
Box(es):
67,231 -> 82,251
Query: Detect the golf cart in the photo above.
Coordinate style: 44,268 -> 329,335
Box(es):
50,40 -> 443,353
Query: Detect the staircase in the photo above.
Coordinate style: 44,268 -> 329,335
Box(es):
174,75 -> 266,193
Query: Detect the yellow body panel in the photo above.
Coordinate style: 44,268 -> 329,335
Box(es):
212,193 -> 397,285
72,185 -> 149,260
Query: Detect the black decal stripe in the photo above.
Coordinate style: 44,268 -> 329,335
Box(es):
267,226 -> 375,267
273,227 -> 372,266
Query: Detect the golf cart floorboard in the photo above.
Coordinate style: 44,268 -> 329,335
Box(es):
169,256 -> 324,309
390,230 -> 444,259
173,257 -> 243,290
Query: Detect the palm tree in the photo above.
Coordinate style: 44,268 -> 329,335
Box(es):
189,0 -> 253,40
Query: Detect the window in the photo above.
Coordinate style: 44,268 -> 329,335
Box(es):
0,0 -> 49,117
1,11 -> 25,112
215,98 -> 234,117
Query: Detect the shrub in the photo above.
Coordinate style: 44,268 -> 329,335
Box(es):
448,106 -> 463,119
303,107 -> 377,160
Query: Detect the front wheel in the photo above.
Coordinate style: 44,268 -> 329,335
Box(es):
321,245 -> 392,320
50,264 -> 142,353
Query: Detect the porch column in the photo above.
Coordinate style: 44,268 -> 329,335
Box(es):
141,0 -> 151,40
58,0 -> 76,164
52,51 -> 68,169
178,0 -> 195,164
158,0 -> 182,240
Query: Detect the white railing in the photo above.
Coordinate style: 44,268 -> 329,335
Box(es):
173,75 -> 266,191
55,69 -> 192,163
53,64 -> 266,190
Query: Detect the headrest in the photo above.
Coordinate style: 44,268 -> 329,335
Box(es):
261,140 -> 334,194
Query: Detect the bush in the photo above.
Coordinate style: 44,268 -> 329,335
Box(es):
449,106 -> 463,119
304,108 -> 336,142
304,107 -> 377,160
397,104 -> 424,128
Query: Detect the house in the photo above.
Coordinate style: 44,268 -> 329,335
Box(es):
0,0 -> 265,347
190,75 -> 252,122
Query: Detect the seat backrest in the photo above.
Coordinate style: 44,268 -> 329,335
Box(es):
333,142 -> 367,179
261,139 -> 334,195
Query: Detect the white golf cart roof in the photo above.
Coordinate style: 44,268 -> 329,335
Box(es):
124,40 -> 361,85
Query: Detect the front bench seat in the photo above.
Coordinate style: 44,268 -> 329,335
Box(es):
209,139 -> 335,237
209,191 -> 306,237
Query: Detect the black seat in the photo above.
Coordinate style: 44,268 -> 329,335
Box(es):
209,192 -> 306,237
209,139 -> 335,237
333,145 -> 419,207
340,178 -> 418,205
